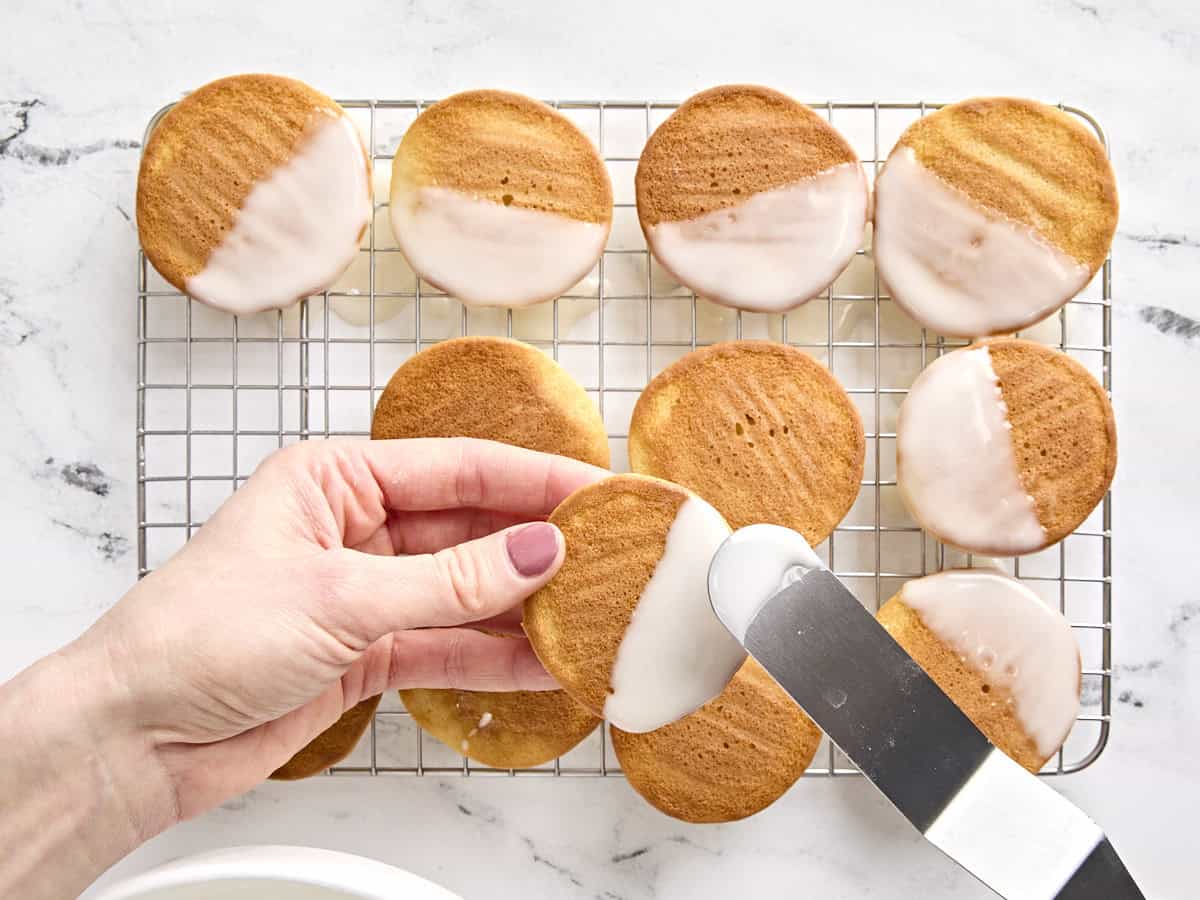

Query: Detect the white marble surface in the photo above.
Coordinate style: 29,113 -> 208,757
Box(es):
2,1 -> 1199,897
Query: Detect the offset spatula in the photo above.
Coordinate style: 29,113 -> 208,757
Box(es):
707,525 -> 1143,900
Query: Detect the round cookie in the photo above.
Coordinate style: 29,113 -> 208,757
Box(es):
878,570 -> 1081,771
390,90 -> 612,307
400,685 -> 599,769
372,336 -> 606,764
137,74 -> 371,315
270,696 -> 380,780
873,97 -> 1118,337
524,474 -> 744,733
628,341 -> 864,544
636,85 -> 868,313
612,658 -> 822,823
371,336 -> 609,468
897,338 -> 1116,555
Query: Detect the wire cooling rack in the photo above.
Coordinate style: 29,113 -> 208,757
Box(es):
136,98 -> 1113,779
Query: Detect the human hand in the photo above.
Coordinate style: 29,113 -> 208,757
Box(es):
80,438 -> 605,821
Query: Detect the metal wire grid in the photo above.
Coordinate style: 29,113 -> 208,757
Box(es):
136,98 -> 1113,779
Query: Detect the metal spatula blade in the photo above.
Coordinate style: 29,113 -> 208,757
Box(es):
708,531 -> 1143,900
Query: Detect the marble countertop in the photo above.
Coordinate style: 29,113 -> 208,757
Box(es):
2,1 -> 1198,897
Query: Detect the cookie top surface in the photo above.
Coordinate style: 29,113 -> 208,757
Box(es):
636,86 -> 868,312
899,98 -> 1116,269
611,658 -> 822,823
270,696 -> 379,780
873,97 -> 1117,338
137,74 -> 371,315
897,339 -> 1115,555
389,90 -> 612,308
878,570 -> 1081,771
523,474 -> 744,733
400,687 -> 599,769
371,337 -> 609,469
629,341 -> 864,545
636,86 -> 858,225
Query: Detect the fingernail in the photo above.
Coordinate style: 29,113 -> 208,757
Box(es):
506,523 -> 561,577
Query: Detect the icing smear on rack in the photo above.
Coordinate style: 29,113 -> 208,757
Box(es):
873,147 -> 1090,337
897,346 -> 1046,555
389,187 -> 609,308
605,496 -> 745,733
899,570 -> 1081,758
186,111 -> 371,315
645,162 -> 869,313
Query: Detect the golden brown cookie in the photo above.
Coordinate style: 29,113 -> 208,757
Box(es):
896,338 -> 1115,555
523,474 -> 743,733
371,337 -> 609,467
878,570 -> 1082,772
636,85 -> 868,312
400,686 -> 599,769
628,341 -> 864,544
612,658 -> 822,823
389,90 -> 612,307
137,74 -> 371,314
373,336 -> 605,764
270,696 -> 380,780
873,97 -> 1118,337
989,339 -> 1116,543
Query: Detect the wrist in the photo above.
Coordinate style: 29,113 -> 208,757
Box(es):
0,635 -> 177,898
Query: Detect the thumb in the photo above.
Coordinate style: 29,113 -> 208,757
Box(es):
305,522 -> 565,648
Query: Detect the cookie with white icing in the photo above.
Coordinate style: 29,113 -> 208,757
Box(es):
270,696 -> 380,780
873,97 -> 1118,338
628,341 -> 864,545
390,90 -> 612,308
137,74 -> 371,315
400,685 -> 599,769
612,658 -> 822,823
371,336 -> 610,468
897,338 -> 1116,556
878,570 -> 1081,771
636,85 -> 869,313
523,474 -> 744,733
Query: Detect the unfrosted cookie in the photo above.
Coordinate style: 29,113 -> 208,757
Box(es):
636,85 -> 868,313
897,338 -> 1116,555
628,341 -> 864,545
371,336 -> 609,467
523,474 -> 744,733
372,335 -> 606,764
611,658 -> 821,823
390,90 -> 612,307
400,685 -> 599,769
873,97 -> 1118,337
137,74 -> 371,315
878,570 -> 1081,771
270,696 -> 380,780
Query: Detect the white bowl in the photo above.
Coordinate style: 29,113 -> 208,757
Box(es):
89,845 -> 461,900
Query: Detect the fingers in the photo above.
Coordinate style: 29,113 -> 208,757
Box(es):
361,437 -> 608,515
306,522 -> 565,647
383,507 -> 534,556
355,629 -> 558,694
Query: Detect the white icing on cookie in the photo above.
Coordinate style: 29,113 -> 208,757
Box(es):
389,186 -> 608,308
707,523 -> 824,644
644,162 -> 869,313
873,147 -> 1090,338
897,346 -> 1045,555
605,496 -> 743,733
899,570 -> 1080,758
186,111 -> 371,315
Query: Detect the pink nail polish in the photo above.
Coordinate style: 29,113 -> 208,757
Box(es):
506,523 -> 560,577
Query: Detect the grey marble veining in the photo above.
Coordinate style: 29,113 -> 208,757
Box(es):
1,1 -> 1198,898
